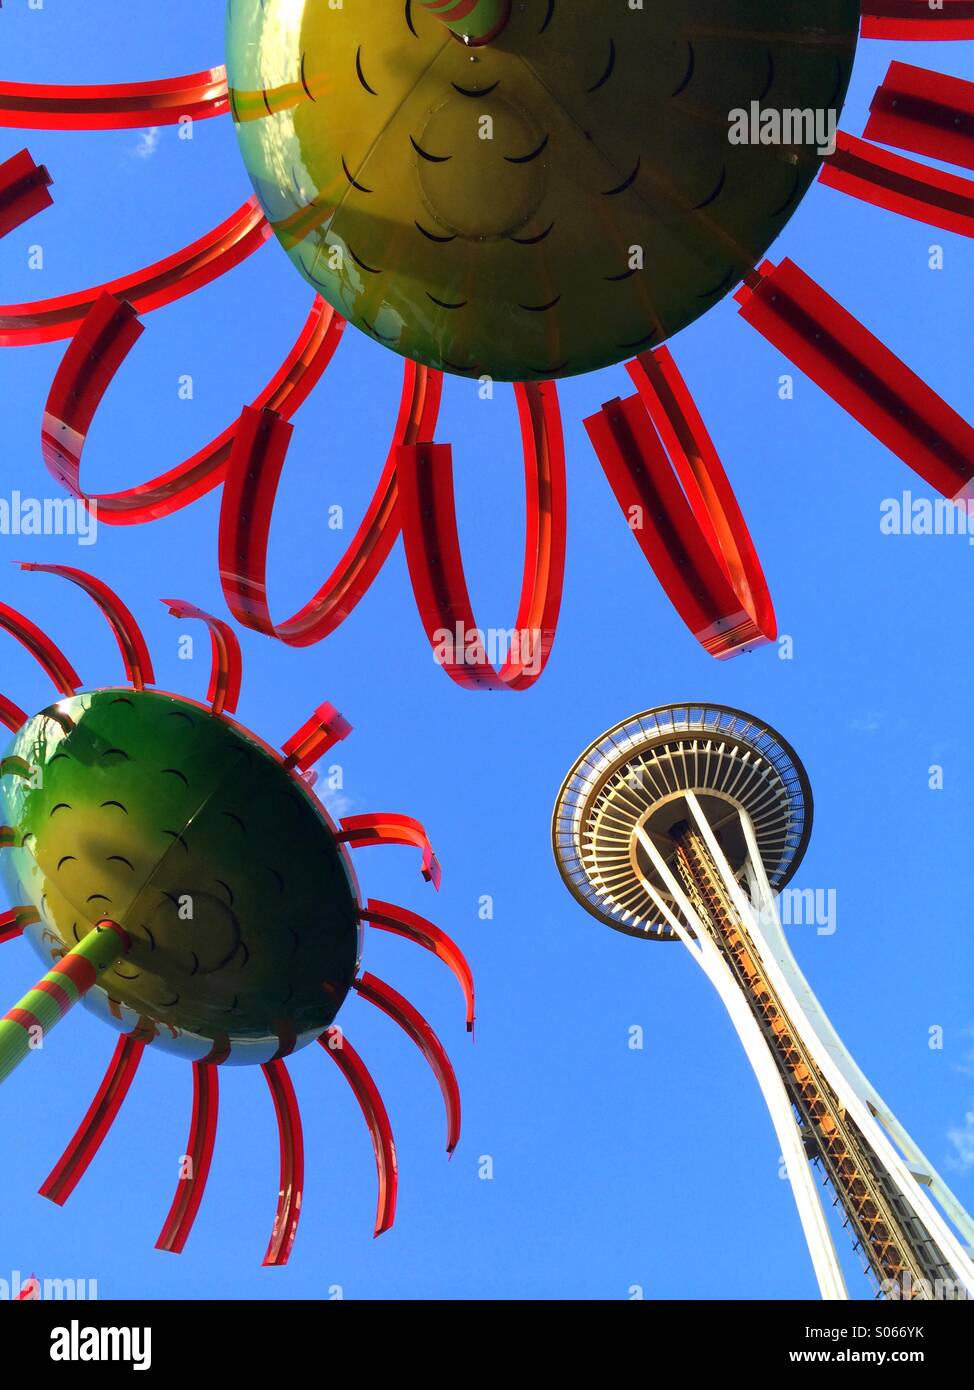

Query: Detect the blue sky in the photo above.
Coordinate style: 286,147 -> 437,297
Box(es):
0,3 -> 972,1300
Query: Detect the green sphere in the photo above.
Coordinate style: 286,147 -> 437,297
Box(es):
226,0 -> 859,380
0,690 -> 362,1064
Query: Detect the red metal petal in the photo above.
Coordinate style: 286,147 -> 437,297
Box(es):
261,1061 -> 305,1267
0,695 -> 27,733
736,258 -> 974,503
219,360 -> 441,645
282,703 -> 352,772
155,1062 -> 219,1255
162,600 -> 243,716
21,564 -> 155,690
39,1036 -> 144,1205
0,601 -> 80,694
0,68 -> 229,130
339,814 -> 442,890
318,1029 -> 398,1237
40,292 -> 339,525
0,907 -> 38,946
630,347 -> 776,654
861,1 -> 974,40
1,197 -> 269,348
585,352 -> 776,659
0,149 -> 52,238
354,972 -> 460,1155
397,380 -> 567,691
865,62 -> 974,171
363,900 -> 475,1033
822,131 -> 974,238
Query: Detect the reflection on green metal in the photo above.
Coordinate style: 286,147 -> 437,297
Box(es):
420,0 -> 510,44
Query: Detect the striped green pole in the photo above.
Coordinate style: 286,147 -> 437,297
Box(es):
420,0 -> 511,45
0,921 -> 131,1084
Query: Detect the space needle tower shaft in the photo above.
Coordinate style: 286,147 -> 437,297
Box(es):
671,822 -> 954,1296
553,705 -> 974,1302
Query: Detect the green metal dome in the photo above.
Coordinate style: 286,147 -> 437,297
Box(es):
1,689 -> 362,1063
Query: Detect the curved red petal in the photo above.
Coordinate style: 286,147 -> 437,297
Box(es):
736,258 -> 974,503
0,601 -> 80,694
0,68 -> 229,131
354,973 -> 460,1155
155,1062 -> 219,1255
21,564 -> 155,689
363,900 -> 474,1032
339,814 -> 441,890
219,361 -> 441,645
162,600 -> 243,716
40,1036 -> 144,1205
397,380 -> 566,691
40,293 -> 339,525
319,1029 -> 399,1237
261,1061 -> 305,1267
2,198 -> 269,348
0,149 -> 52,238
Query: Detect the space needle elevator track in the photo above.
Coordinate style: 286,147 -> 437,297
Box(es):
672,822 -> 956,1299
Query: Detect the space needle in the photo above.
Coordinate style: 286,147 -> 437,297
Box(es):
552,704 -> 974,1300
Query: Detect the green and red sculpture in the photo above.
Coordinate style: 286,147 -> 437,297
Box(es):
1,1 -> 973,692
0,566 -> 473,1264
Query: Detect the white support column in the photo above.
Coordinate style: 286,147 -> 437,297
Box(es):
634,825 -> 849,1301
684,793 -> 974,1297
740,829 -> 974,1255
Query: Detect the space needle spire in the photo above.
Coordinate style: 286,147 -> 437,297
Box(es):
553,704 -> 974,1300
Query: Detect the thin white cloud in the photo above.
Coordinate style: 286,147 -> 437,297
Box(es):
957,1030 -> 974,1079
321,791 -> 354,819
947,1106 -> 974,1172
132,127 -> 160,159
850,712 -> 883,735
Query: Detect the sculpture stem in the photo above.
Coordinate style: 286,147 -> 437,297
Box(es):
0,921 -> 131,1084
